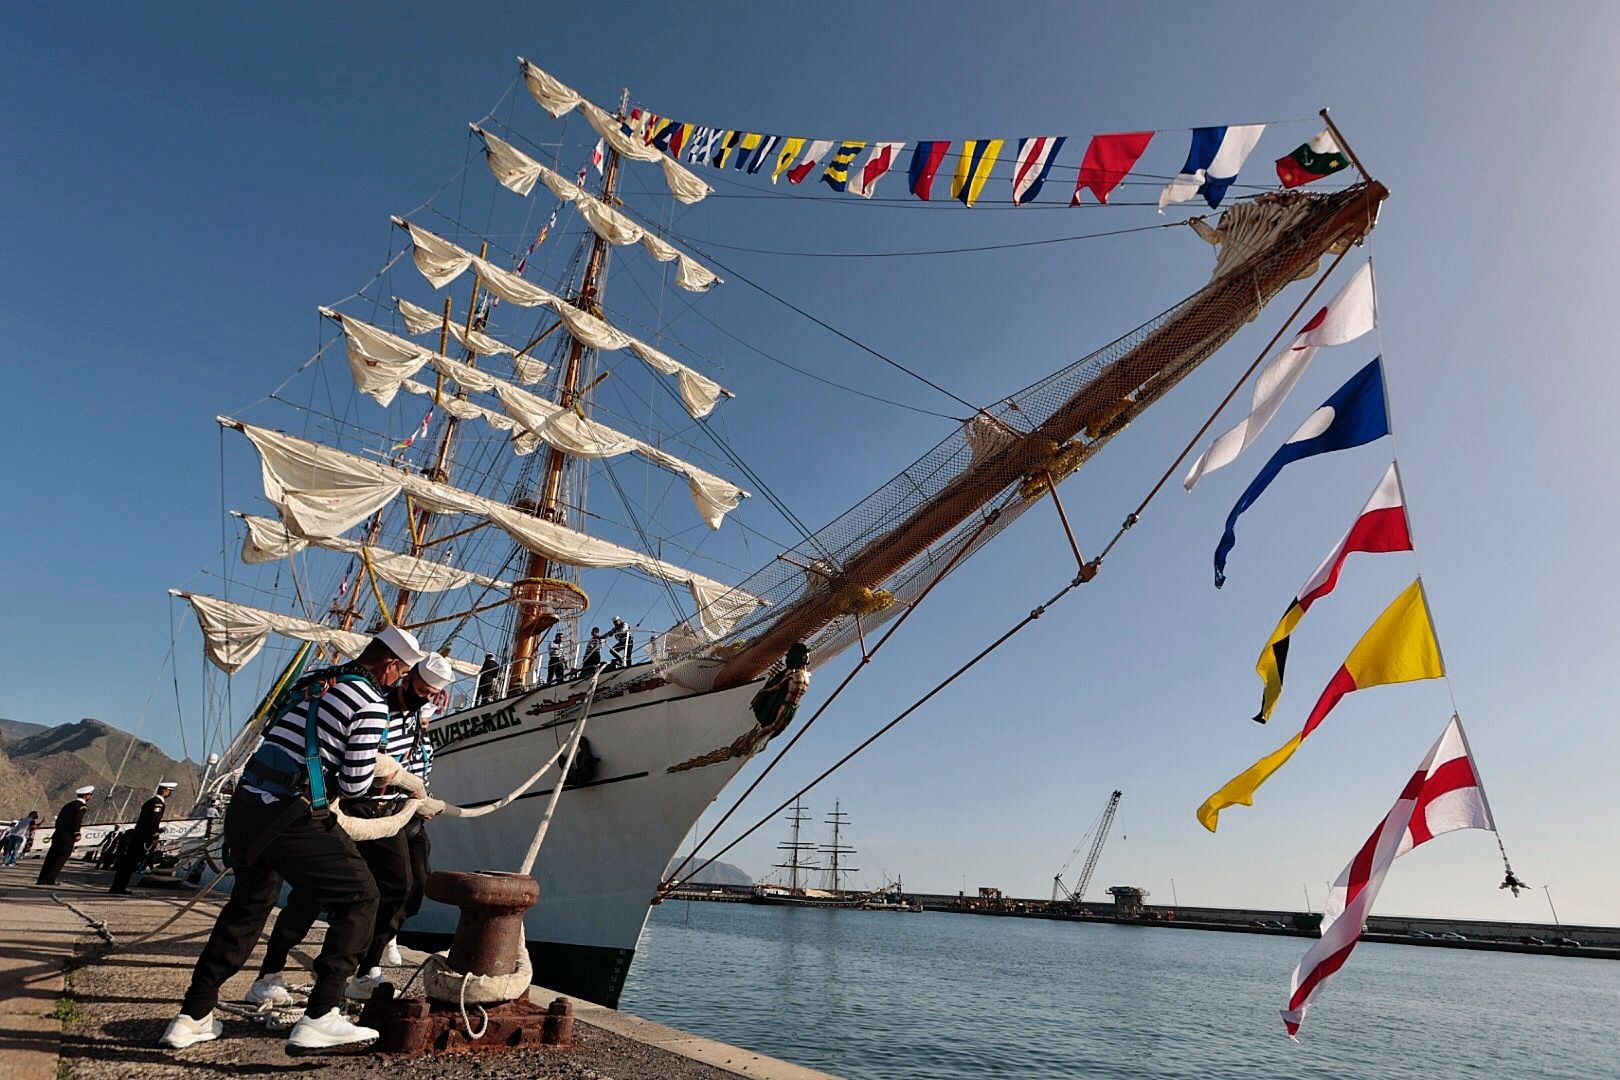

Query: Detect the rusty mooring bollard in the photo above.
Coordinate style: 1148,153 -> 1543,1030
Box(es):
424,869 -> 540,977
541,996 -> 574,1044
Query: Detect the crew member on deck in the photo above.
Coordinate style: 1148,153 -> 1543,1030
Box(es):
609,616 -> 632,669
36,786 -> 94,885
109,781 -> 176,894
160,625 -> 423,1056
580,627 -> 604,677
547,632 -> 569,685
476,652 -> 500,705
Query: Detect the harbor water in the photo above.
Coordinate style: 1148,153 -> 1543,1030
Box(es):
621,901 -> 1618,1079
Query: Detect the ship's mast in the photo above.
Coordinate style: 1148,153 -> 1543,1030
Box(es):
820,800 -> 858,894
393,281 -> 487,626
508,114 -> 626,689
773,798 -> 816,893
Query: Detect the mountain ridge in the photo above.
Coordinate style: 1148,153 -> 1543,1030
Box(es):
0,718 -> 199,824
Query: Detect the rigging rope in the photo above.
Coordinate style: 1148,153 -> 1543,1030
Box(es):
666,242 -> 1372,893
668,219 -> 1187,259
666,508 -> 998,889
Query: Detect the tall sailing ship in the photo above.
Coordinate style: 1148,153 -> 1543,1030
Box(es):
166,58 -> 1386,1006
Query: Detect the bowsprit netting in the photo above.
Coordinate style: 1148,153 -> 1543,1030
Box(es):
653,184 -> 1385,689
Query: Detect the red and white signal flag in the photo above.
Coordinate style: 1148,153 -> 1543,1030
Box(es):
1282,715 -> 1498,1038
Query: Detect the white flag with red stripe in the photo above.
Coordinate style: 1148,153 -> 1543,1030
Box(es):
1184,262 -> 1376,491
849,142 -> 906,199
1282,715 -> 1495,1037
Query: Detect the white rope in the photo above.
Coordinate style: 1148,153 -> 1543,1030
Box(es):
458,973 -> 489,1039
422,931 -> 533,1005
51,894 -> 116,945
518,669 -> 602,876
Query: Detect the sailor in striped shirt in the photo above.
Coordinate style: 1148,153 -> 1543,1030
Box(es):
353,653 -> 453,982
165,625 -> 425,1056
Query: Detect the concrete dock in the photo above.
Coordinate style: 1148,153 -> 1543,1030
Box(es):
0,862 -> 839,1080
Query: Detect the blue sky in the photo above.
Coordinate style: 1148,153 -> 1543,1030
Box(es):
3,3 -> 1616,925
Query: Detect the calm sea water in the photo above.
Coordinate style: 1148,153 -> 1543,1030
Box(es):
620,902 -> 1618,1080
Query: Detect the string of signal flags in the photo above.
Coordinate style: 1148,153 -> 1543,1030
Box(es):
1174,259 -> 1531,1038
515,58 -> 1353,210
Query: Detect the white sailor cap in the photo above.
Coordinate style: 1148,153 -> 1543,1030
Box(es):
414,653 -> 455,692
157,781 -> 177,790
75,785 -> 96,796
373,624 -> 426,665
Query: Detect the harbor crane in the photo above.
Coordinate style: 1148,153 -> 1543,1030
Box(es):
1051,790 -> 1123,906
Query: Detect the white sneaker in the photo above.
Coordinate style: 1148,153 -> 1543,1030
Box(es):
381,938 -> 403,966
159,1011 -> 222,1049
343,966 -> 390,1002
245,973 -> 294,1006
284,1008 -> 379,1056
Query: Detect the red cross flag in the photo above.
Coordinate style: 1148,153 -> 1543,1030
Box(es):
1282,715 -> 1497,1037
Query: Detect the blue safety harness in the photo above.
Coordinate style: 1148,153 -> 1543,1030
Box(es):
243,670 -> 372,809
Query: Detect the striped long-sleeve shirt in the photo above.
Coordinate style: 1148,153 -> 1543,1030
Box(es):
251,672 -> 388,801
377,706 -> 434,802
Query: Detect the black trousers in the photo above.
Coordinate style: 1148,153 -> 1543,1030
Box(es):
356,826 -> 411,972
35,838 -> 74,885
109,835 -> 155,892
547,658 -> 565,685
404,820 -> 431,919
181,795 -> 378,1018
257,814 -> 412,978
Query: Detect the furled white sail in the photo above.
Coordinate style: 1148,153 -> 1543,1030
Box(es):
471,126 -> 721,293
515,58 -> 711,205
325,309 -> 529,402
173,590 -> 483,676
328,311 -> 745,526
490,382 -> 746,528
235,512 -> 510,593
322,306 -> 435,406
624,338 -> 727,420
393,220 -> 733,418
401,219 -> 474,288
399,380 -> 542,455
517,56 -> 583,118
393,296 -> 549,383
173,590 -> 373,675
226,420 -> 758,638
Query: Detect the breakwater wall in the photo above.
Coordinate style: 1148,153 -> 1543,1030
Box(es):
665,885 -> 1619,958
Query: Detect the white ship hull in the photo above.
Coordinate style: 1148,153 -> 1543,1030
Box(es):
399,661 -> 765,1005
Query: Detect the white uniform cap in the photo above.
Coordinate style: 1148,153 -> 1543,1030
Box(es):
373,624 -> 426,664
415,653 -> 456,692
157,781 -> 177,789
75,785 -> 96,796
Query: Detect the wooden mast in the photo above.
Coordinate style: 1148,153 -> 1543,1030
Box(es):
393,271 -> 486,626
506,130 -> 625,688
714,182 -> 1390,690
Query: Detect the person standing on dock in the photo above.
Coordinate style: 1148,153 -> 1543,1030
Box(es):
2,810 -> 39,865
160,624 -> 423,1056
35,786 -> 93,885
108,781 -> 175,894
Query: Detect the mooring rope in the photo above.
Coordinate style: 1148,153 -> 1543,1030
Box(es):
51,893 -> 117,945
